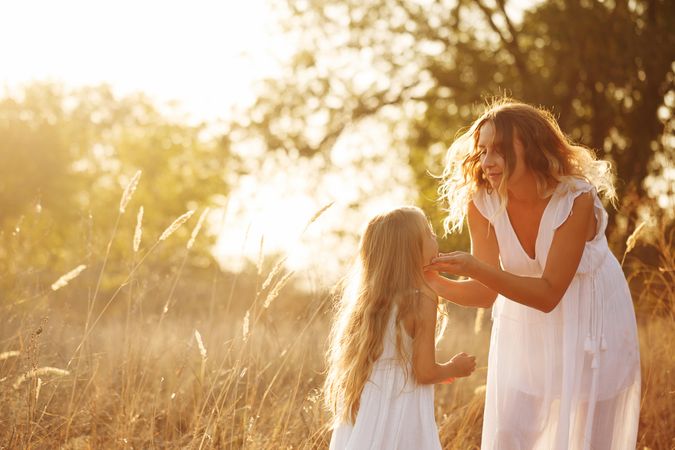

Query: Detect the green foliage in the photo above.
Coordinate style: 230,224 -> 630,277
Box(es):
0,83 -> 230,300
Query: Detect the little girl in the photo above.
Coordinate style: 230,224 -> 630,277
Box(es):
325,206 -> 476,450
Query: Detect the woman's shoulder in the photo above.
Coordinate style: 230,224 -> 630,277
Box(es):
551,176 -> 606,231
555,176 -> 596,196
471,186 -> 500,220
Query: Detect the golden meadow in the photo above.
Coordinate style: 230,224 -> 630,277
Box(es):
0,161 -> 673,448
2,1 -> 675,441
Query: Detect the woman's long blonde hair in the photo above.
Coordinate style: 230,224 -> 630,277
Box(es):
324,206 -> 440,425
439,99 -> 616,234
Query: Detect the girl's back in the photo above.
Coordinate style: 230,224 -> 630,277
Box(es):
329,307 -> 442,450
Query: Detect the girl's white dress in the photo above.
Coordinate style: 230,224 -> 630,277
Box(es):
329,310 -> 442,450
473,178 -> 641,450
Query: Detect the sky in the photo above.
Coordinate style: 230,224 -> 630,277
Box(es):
0,0 -> 537,117
0,0 -> 286,122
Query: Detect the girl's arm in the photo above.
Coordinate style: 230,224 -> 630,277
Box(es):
428,192 -> 596,313
424,201 -> 500,308
412,292 -> 476,385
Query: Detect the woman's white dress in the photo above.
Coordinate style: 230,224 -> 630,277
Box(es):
329,310 -> 442,450
473,178 -> 640,450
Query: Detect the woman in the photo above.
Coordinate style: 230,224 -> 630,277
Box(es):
425,100 -> 640,450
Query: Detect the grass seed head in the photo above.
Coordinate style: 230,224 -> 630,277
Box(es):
625,220 -> 649,255
302,201 -> 334,234
0,350 -> 20,361
51,265 -> 87,291
263,271 -> 294,309
13,367 -> 70,389
261,257 -> 287,291
187,208 -> 210,249
159,210 -> 195,242
119,170 -> 142,213
194,329 -> 207,360
242,310 -> 250,342
133,206 -> 144,252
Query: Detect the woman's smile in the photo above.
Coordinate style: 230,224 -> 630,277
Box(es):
486,172 -> 503,185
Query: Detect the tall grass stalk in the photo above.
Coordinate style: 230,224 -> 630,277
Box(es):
63,170 -> 141,441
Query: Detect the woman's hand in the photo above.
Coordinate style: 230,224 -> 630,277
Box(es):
425,251 -> 479,278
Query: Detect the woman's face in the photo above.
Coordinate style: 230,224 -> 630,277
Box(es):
478,121 -> 528,189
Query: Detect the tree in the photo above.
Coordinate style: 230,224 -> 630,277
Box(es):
227,0 -> 675,247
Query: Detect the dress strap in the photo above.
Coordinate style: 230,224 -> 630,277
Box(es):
552,178 -> 608,237
471,188 -> 500,223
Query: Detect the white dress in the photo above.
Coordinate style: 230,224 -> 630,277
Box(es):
329,310 -> 442,450
473,178 -> 640,450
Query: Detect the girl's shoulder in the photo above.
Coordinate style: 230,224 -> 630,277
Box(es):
415,289 -> 440,327
399,289 -> 436,339
418,287 -> 438,306
401,289 -> 437,320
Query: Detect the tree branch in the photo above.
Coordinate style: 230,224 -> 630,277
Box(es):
310,81 -> 422,155
495,0 -> 522,50
474,0 -> 530,81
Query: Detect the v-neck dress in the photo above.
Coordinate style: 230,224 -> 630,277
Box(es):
472,177 -> 640,450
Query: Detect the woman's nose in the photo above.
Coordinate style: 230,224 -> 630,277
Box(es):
481,151 -> 495,168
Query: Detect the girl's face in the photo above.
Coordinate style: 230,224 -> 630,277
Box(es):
477,121 -> 528,189
422,223 -> 439,264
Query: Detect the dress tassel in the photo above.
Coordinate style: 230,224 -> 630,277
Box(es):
584,336 -> 593,352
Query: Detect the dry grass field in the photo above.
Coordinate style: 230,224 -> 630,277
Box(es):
2,0 -> 674,446
0,207 -> 673,450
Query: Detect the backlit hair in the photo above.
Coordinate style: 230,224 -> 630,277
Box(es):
324,206 -> 445,425
439,98 -> 616,233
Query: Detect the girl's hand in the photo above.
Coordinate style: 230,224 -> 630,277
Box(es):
449,352 -> 477,377
425,252 -> 478,278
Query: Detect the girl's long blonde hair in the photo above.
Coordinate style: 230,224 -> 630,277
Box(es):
439,98 -> 616,234
324,206 -> 440,425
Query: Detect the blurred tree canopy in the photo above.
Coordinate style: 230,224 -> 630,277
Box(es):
228,0 -> 674,247
0,83 -> 230,298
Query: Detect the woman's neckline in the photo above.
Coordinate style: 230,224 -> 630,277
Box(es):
504,182 -> 561,261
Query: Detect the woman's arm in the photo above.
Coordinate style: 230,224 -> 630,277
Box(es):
412,293 -> 476,384
424,201 -> 500,308
424,275 -> 497,308
428,193 -> 596,313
